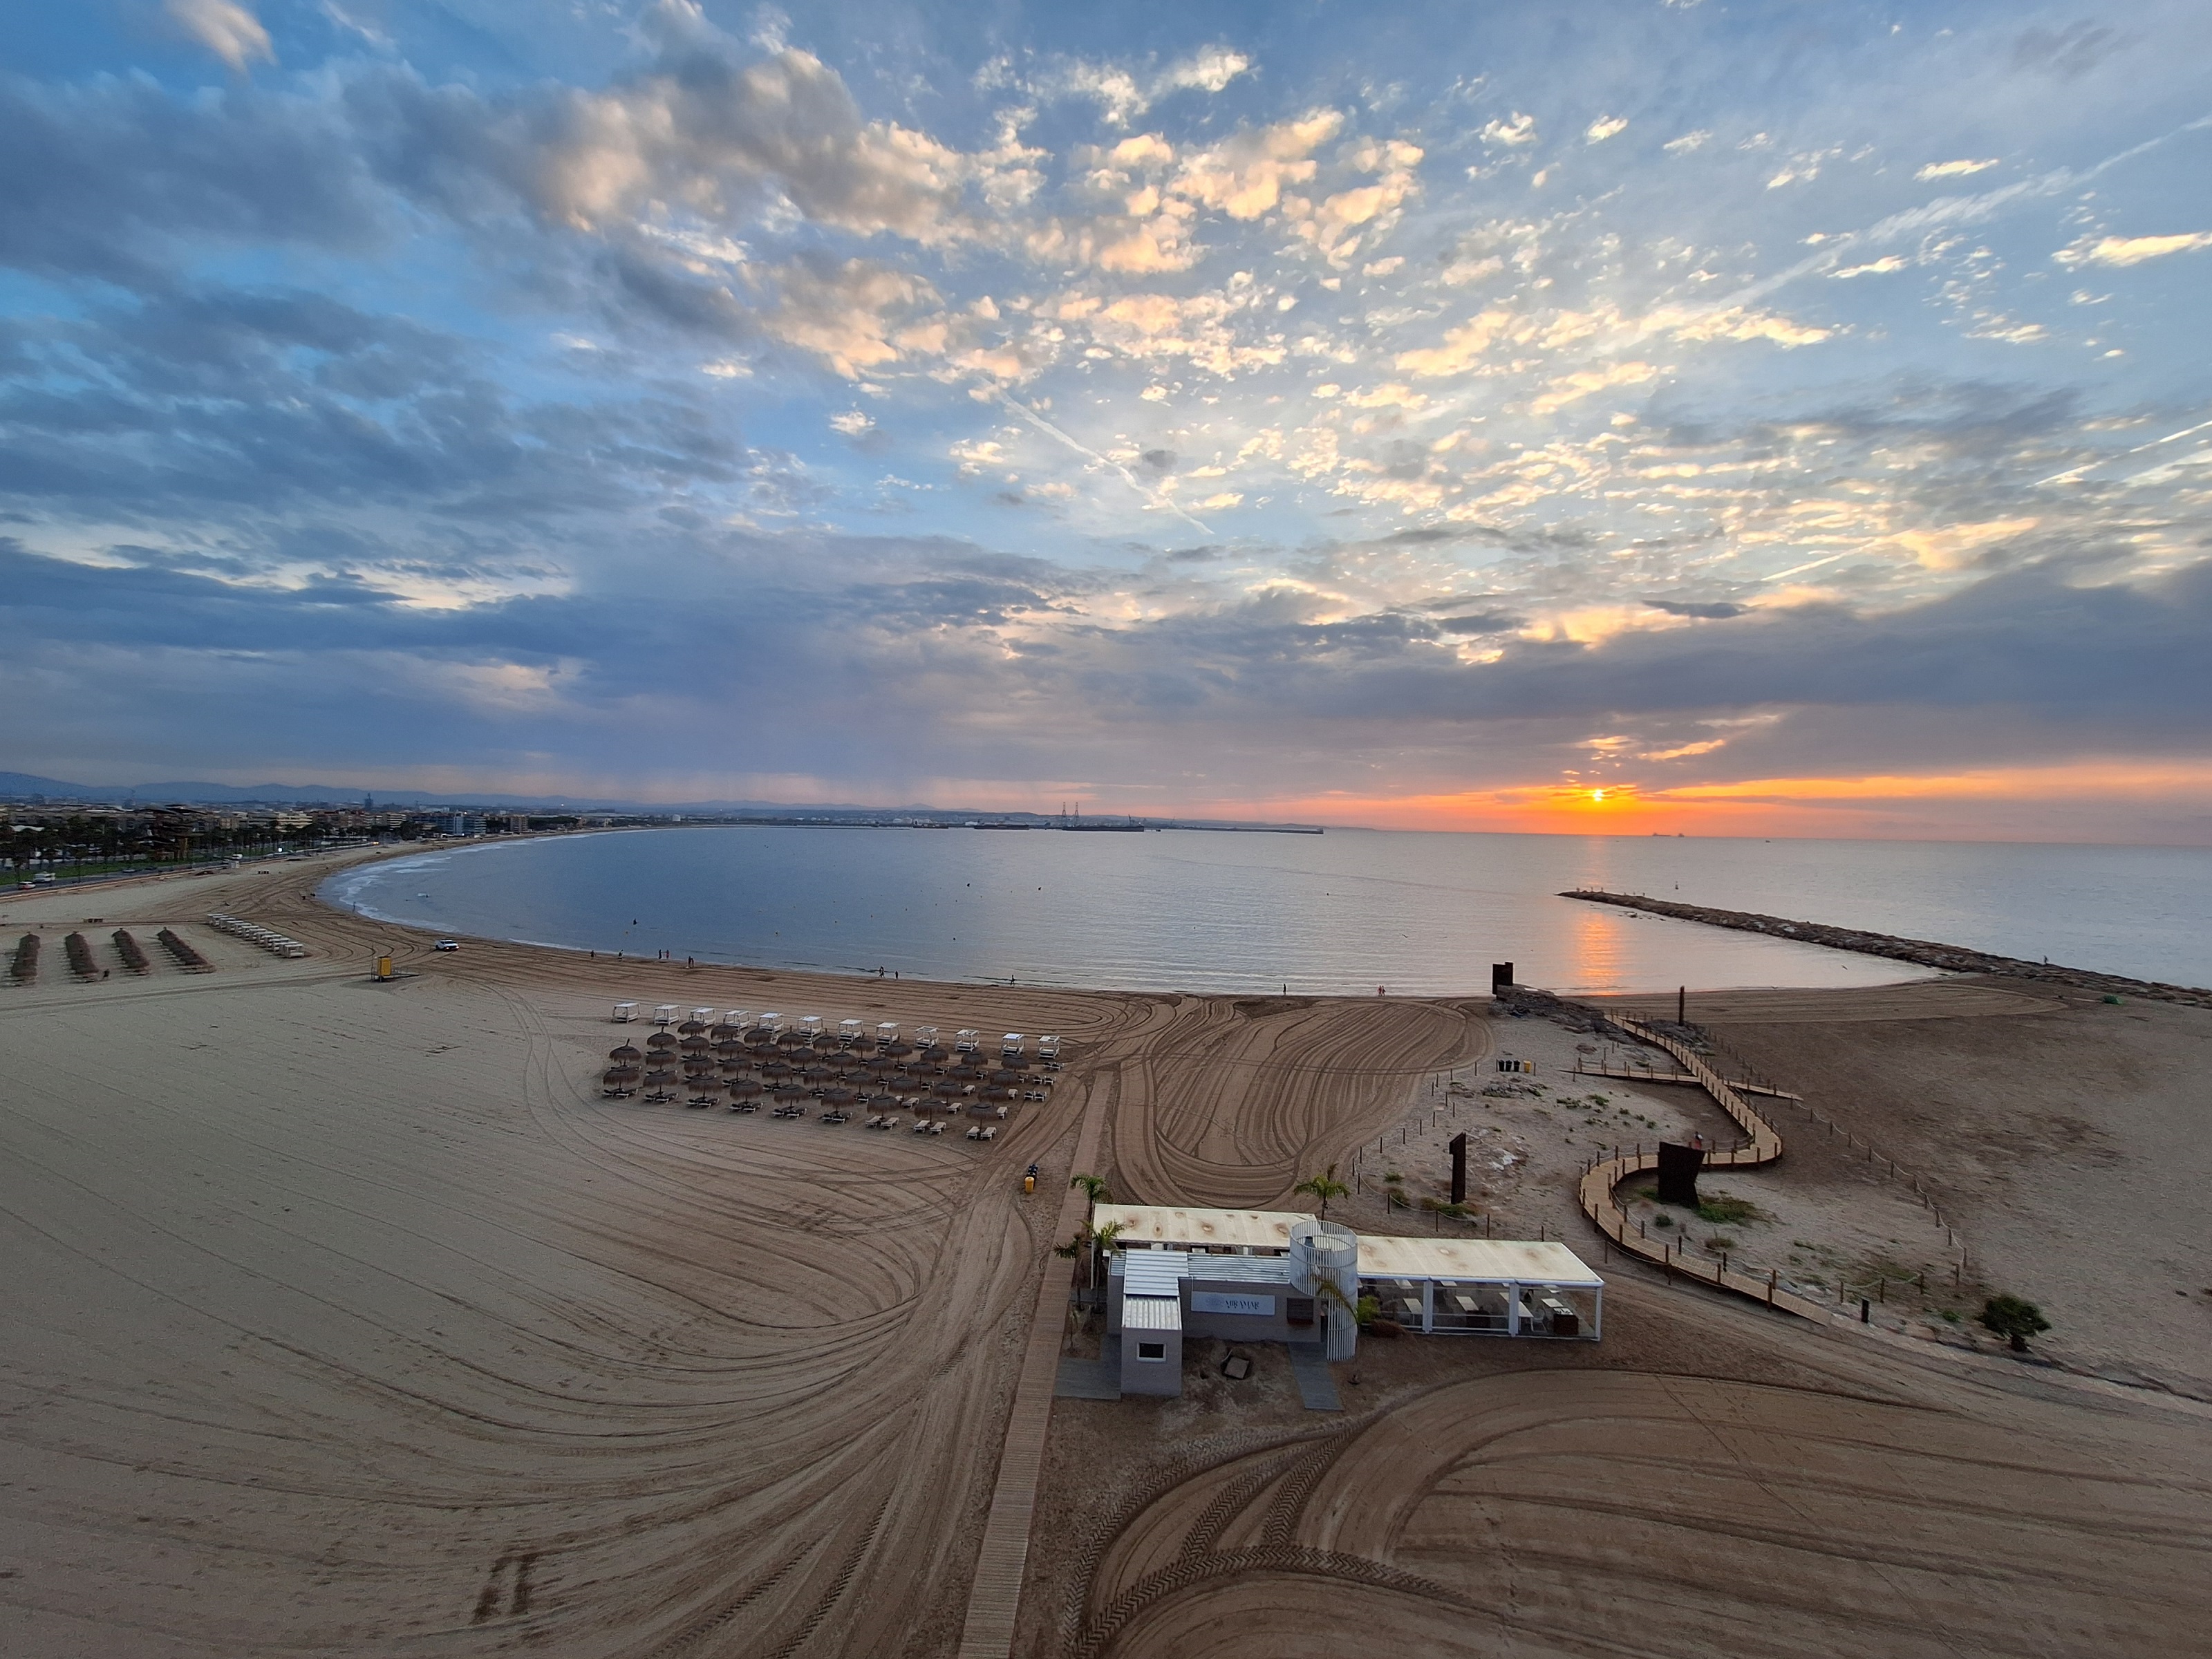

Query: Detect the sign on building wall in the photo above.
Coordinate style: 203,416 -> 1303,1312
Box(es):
1191,1292 -> 1275,1318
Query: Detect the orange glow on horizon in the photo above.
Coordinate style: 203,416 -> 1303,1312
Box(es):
1185,758 -> 2212,841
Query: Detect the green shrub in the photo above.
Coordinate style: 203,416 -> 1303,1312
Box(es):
1978,1293 -> 2051,1352
1694,1192 -> 1765,1226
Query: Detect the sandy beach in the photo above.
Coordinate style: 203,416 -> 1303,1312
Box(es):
3,854 -> 2208,1656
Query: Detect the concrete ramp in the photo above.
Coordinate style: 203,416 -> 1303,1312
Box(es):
1287,1341 -> 1340,1411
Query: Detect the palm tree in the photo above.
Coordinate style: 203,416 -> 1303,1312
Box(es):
1293,1164 -> 1349,1221
1069,1172 -> 1109,1230
1055,1217 -> 1125,1294
1089,1220 -> 1123,1291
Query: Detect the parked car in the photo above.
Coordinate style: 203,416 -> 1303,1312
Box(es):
433,939 -> 460,951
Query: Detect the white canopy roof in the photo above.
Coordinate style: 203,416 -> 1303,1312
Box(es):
1096,1204 -> 1304,1252
1356,1235 -> 1603,1288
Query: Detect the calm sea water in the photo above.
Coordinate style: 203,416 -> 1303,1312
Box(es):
321,827 -> 2212,997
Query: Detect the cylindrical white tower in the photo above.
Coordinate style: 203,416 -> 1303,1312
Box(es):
1290,1219 -> 1362,1360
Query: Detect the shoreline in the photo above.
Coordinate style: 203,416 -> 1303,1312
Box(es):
313,836 -> 1944,1002
1562,889 -> 2211,1007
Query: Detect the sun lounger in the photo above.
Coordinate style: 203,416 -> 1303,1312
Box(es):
978,1126 -> 995,1141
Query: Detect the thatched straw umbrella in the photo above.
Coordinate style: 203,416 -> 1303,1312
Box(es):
688,1076 -> 726,1107
677,1018 -> 707,1035
601,1065 -> 641,1094
729,1078 -> 762,1100
609,1043 -> 644,1062
646,1031 -> 678,1051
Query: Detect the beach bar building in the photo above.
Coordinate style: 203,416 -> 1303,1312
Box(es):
1095,1204 -> 1602,1397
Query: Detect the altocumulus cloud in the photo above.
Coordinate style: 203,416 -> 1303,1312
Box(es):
1,0 -> 2209,838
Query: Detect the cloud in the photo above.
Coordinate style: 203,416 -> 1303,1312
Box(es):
0,75 -> 381,284
1528,359 -> 1657,414
2054,230 -> 2212,268
3,1 -> 2209,828
166,0 -> 275,72
1026,46 -> 1252,126
1915,158 -> 1998,181
1173,109 -> 1342,220
520,35 -> 976,246
1479,112 -> 1538,148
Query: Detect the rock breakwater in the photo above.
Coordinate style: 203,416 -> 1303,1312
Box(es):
1560,890 -> 2211,1008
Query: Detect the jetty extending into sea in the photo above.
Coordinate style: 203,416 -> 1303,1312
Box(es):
1561,889 -> 2211,1008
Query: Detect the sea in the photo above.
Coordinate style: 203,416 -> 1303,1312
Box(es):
319,826 -> 2212,998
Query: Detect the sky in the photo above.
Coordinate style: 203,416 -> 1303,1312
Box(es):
4,0 -> 2210,841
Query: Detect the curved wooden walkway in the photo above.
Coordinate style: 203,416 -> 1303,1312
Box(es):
1574,1018 -> 1833,1321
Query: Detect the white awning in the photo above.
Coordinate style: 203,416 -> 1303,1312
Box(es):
1096,1204 -> 1304,1252
1356,1235 -> 1603,1288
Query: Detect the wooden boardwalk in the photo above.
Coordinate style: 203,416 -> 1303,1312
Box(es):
957,1078 -> 1109,1659
1573,1060 -> 1801,1099
1574,1019 -> 1834,1321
